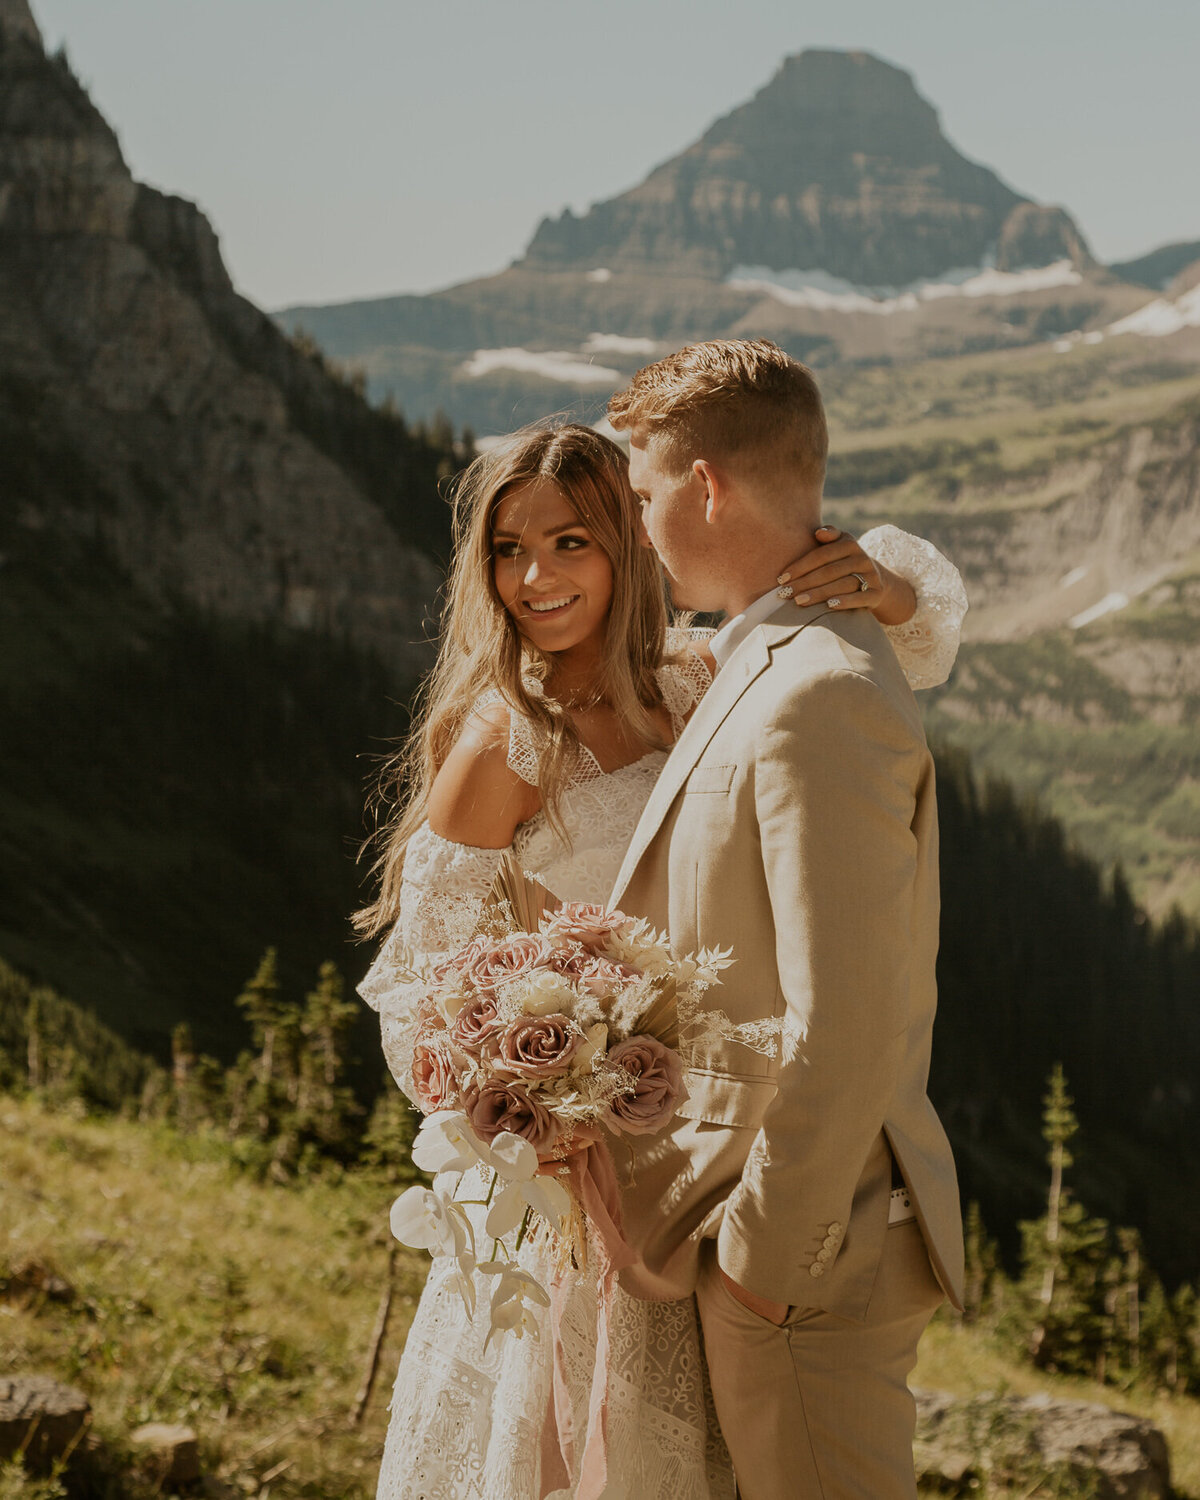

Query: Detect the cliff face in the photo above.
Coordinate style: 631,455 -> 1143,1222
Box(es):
523,51 -> 1090,285
0,9 -> 470,1053
0,14 -> 458,668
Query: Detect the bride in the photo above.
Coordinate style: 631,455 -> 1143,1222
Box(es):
357,421 -> 966,1500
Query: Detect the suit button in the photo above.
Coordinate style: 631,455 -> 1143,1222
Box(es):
828,1222 -> 843,1237
809,1262 -> 825,1278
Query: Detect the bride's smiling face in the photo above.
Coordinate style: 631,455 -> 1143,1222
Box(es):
492,479 -> 615,654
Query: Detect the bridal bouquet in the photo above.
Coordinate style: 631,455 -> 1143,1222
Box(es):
388,866 -> 735,1345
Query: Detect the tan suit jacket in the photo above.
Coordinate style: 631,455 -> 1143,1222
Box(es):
610,601 -> 964,1316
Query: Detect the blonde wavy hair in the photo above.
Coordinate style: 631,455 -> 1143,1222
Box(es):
356,423 -> 672,937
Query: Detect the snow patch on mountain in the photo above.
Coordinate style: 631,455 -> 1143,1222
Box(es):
1070,592 -> 1130,629
583,333 -> 658,356
1107,283 -> 1200,338
461,348 -> 621,384
727,260 -> 1082,315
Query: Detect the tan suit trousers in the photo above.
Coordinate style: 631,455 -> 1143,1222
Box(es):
696,1222 -> 944,1500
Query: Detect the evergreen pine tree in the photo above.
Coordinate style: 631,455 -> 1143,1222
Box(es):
1020,1064 -> 1113,1374
235,948 -> 283,1087
25,990 -> 42,1091
1142,1276 -> 1179,1392
361,1076 -> 420,1181
297,961 -> 361,1155
171,1022 -> 200,1132
962,1201 -> 999,1326
1173,1284 -> 1200,1394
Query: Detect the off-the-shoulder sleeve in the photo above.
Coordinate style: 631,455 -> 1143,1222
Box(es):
358,823 -> 504,1100
860,524 -> 969,690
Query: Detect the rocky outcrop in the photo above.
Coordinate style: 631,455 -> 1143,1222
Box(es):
130,1422 -> 202,1487
0,11 -> 459,669
0,1375 -> 90,1470
996,202 -> 1093,271
915,1389 -> 1171,1499
523,51 -> 1090,287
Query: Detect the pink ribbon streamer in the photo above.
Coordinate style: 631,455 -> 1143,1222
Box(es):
539,1137 -> 637,1500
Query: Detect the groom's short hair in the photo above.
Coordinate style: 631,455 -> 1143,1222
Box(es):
607,338 -> 828,491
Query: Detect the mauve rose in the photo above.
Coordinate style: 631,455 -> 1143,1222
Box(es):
411,1043 -> 459,1114
546,902 -> 631,947
548,944 -> 591,979
434,936 -> 492,984
451,994 -> 504,1056
463,1079 -> 560,1154
605,1035 -> 684,1136
463,934 -> 553,994
495,1014 -> 581,1078
576,955 -> 641,1000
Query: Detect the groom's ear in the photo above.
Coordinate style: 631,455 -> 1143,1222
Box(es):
692,458 -> 727,525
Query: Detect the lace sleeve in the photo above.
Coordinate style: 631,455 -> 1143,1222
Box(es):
358,823 -> 505,1100
655,626 -> 715,732
860,524 -> 969,690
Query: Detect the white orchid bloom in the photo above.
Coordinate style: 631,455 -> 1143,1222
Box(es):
486,1172 -> 572,1239
390,1184 -> 478,1316
483,1130 -> 539,1181
479,1262 -> 551,1348
443,1263 -> 477,1319
389,1186 -> 446,1251
479,1130 -> 572,1238
389,1185 -> 475,1260
411,1110 -> 486,1174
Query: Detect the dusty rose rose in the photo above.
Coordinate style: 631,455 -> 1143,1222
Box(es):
605,1035 -> 684,1136
547,944 -> 591,979
546,902 -> 632,947
494,1014 -> 581,1078
450,994 -> 504,1056
462,934 -> 553,995
433,936 -> 493,985
463,1078 -> 560,1154
411,1043 -> 459,1114
575,955 -> 641,1000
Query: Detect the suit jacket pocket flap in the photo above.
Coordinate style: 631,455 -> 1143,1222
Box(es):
675,1069 -> 777,1127
685,764 -> 736,795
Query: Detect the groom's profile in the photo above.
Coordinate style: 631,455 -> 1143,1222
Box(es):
607,339 -> 965,1500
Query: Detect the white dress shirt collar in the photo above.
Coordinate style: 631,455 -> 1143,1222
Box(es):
710,587 -> 790,669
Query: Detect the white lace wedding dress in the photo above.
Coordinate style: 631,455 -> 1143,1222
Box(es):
360,526 -> 967,1500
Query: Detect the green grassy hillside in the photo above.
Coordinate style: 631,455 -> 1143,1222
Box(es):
3,1095 -> 1200,1498
1,1095 -> 417,1499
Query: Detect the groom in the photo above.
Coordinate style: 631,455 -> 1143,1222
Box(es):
606,339 -> 964,1500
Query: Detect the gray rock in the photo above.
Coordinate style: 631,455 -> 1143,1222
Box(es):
915,1388 -> 1171,1500
130,1422 -> 202,1486
0,1374 -> 90,1470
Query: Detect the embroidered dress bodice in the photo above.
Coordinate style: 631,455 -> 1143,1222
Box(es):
362,635 -> 729,1500
360,536 -> 968,1500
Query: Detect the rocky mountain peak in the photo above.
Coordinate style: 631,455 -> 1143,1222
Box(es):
522,47 -> 1091,288
0,0 -> 40,44
702,49 -> 953,170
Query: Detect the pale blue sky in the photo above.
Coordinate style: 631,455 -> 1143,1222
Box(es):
31,0 -> 1200,311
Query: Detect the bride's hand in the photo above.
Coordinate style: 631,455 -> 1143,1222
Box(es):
778,526 -> 917,627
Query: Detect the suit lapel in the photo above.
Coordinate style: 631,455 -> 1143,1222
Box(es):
610,601 -> 829,905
